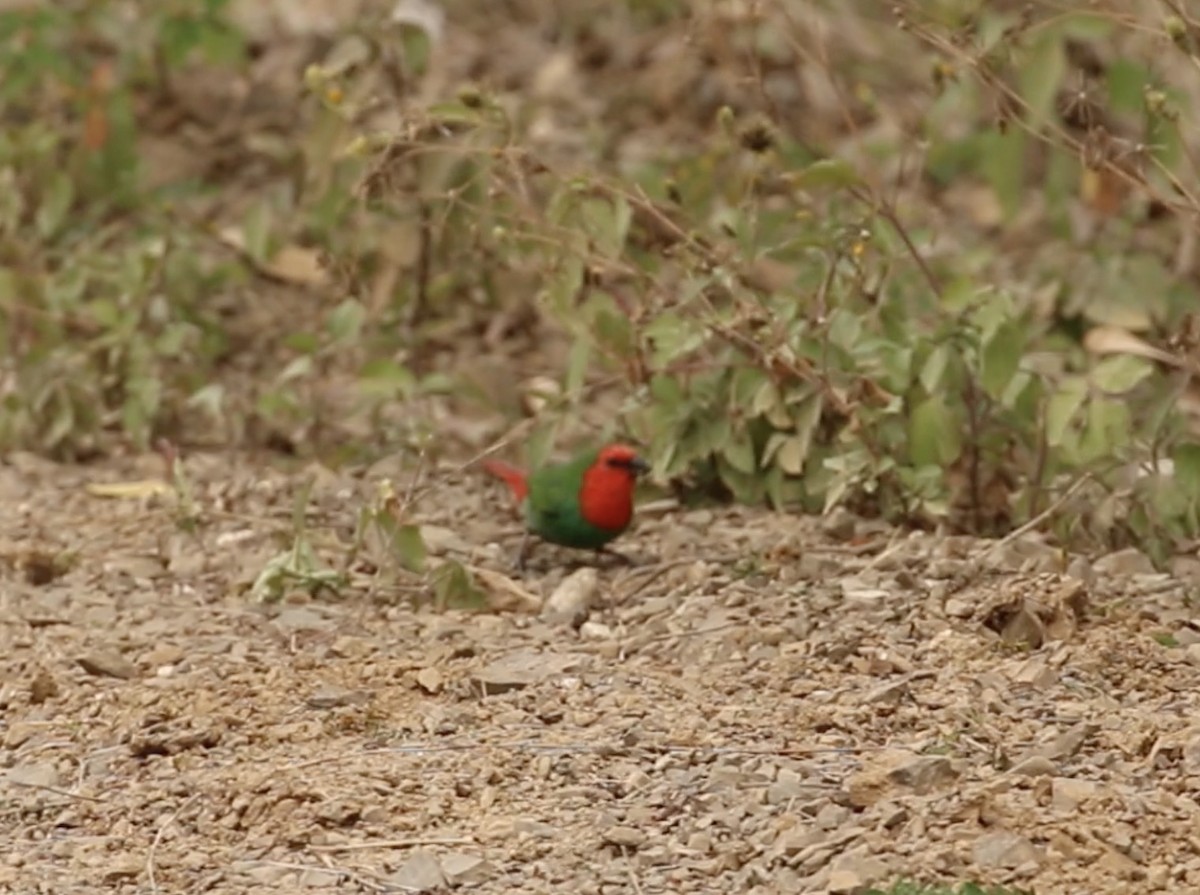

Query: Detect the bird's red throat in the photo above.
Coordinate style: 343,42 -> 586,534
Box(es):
577,464 -> 636,531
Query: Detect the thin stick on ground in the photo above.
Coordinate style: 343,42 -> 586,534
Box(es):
983,473 -> 1094,560
308,837 -> 475,852
147,793 -> 200,894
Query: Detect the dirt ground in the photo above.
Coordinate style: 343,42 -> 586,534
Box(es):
3,450 -> 1200,895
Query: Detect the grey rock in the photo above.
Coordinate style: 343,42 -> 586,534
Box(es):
887,756 -> 958,793
77,650 -> 138,680
440,852 -> 494,886
973,831 -> 1042,869
389,850 -> 445,892
473,650 -> 586,695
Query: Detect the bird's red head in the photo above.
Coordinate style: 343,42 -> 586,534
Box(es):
579,443 -> 648,531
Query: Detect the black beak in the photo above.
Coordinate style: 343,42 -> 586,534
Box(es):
630,457 -> 650,476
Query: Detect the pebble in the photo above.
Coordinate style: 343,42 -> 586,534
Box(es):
77,650 -> 138,680
603,826 -> 646,848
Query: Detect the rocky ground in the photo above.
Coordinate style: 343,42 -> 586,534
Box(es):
3,450 -> 1200,895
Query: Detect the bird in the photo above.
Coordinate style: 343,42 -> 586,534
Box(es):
482,443 -> 649,569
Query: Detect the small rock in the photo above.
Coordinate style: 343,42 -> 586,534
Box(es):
1093,547 -> 1155,576
944,597 -> 974,618
420,525 -> 473,555
1184,644 -> 1200,667
440,853 -> 494,886
1066,556 -> 1096,586
306,685 -> 371,709
329,636 -> 372,659
973,831 -> 1042,869
579,621 -> 613,641
7,763 -> 60,789
77,650 -> 138,680
826,853 -> 889,894
603,826 -> 646,849
1097,848 -> 1145,880
274,606 -> 335,631
888,756 -> 958,793
767,776 -> 809,805
29,668 -> 58,704
1007,657 -> 1058,688
142,643 -> 186,668
299,868 -> 342,887
822,507 -> 857,540
101,856 -> 142,882
1008,756 -> 1057,777
815,804 -> 851,830
3,722 -> 38,749
389,850 -> 445,893
864,680 -> 908,704
1019,722 -> 1098,763
542,567 -> 599,627
1175,626 -> 1200,647
473,650 -> 586,695
415,666 -> 443,694
1051,776 -> 1098,811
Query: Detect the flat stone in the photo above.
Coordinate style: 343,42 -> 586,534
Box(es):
7,763 -> 60,789
973,831 -> 1042,869
473,650 -> 586,695
603,826 -> 646,848
1051,776 -> 1099,811
888,756 -> 958,793
389,850 -> 445,893
77,650 -> 138,680
1009,756 -> 1057,777
306,685 -> 372,709
440,853 -> 494,886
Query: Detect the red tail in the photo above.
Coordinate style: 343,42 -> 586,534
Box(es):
482,458 -> 529,502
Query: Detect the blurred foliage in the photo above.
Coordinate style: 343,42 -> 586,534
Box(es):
4,0 -> 1200,565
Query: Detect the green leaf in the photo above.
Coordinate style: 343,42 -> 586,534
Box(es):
1107,58 -> 1150,116
791,158 -> 862,191
391,522 -> 427,573
432,561 -> 487,610
751,378 -> 782,417
359,358 -> 417,398
981,320 -> 1024,400
1019,32 -> 1067,131
1079,397 -> 1130,462
1174,442 -> 1200,497
1046,377 -> 1087,446
773,435 -> 808,475
920,344 -> 952,393
909,396 -> 961,466
723,437 -> 757,475
643,312 -> 705,366
980,129 -> 1026,219
1090,354 -> 1153,395
35,170 -> 73,239
327,298 -> 365,344
565,336 -> 591,397
594,307 -> 633,359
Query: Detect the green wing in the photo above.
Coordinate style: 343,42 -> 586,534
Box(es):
524,450 -> 620,549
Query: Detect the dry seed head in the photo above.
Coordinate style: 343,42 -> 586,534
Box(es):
1164,15 -> 1187,45
738,118 -> 776,154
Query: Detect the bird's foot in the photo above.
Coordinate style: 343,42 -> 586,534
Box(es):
512,532 -> 534,572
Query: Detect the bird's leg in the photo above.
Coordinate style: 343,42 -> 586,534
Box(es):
514,532 -> 535,571
596,546 -> 637,567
